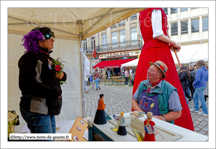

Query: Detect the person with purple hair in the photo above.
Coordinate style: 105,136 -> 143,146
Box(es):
18,27 -> 67,136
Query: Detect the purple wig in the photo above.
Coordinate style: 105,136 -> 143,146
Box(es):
22,30 -> 44,54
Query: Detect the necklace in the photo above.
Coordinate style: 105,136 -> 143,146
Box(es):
40,50 -> 49,56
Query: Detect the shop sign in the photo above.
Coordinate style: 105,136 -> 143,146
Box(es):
107,52 -> 130,58
99,50 -> 140,59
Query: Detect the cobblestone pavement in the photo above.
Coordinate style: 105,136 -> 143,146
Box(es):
84,83 -> 208,137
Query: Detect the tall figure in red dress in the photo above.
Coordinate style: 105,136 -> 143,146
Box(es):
133,8 -> 194,131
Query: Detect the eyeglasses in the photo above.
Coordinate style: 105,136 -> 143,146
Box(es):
147,68 -> 161,73
45,36 -> 54,41
49,36 -> 54,40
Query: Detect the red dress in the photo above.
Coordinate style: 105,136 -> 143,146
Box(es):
143,120 -> 156,141
133,8 -> 194,131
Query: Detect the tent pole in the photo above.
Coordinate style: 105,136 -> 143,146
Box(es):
77,20 -> 85,118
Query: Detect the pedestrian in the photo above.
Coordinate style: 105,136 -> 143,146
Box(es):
84,77 -> 89,93
107,68 -> 111,78
204,65 -> 208,102
124,69 -> 129,87
133,8 -> 193,130
18,27 -> 67,134
191,60 -> 208,115
94,69 -> 100,90
92,69 -> 95,89
132,61 -> 182,124
102,68 -> 106,81
132,71 -> 136,85
188,65 -> 196,98
129,68 -> 133,77
201,65 -> 208,109
178,65 -> 192,104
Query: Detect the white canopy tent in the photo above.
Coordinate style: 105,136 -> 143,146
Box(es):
121,59 -> 139,67
120,43 -> 208,68
171,43 -> 208,64
8,8 -> 145,130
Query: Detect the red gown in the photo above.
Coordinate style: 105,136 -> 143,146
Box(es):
133,8 -> 194,131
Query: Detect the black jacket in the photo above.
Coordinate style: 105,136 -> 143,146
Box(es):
18,47 -> 67,115
188,69 -> 195,84
179,70 -> 188,90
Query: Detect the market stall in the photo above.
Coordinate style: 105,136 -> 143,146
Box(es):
8,8 -> 145,131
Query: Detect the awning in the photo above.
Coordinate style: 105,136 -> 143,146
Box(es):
93,59 -> 135,69
171,43 -> 208,64
121,59 -> 139,67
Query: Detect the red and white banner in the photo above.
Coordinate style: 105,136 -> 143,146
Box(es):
93,49 -> 96,58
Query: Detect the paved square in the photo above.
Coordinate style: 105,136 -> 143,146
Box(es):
84,83 -> 208,137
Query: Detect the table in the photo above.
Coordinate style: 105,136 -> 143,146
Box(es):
107,76 -> 125,85
88,112 -> 208,141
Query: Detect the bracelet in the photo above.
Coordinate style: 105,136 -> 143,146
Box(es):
161,115 -> 166,121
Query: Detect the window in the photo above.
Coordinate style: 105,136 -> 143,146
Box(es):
180,8 -> 188,12
163,8 -> 168,15
112,32 -> 117,46
181,20 -> 188,34
131,28 -> 137,44
102,34 -> 107,47
191,8 -> 198,10
82,39 -> 87,50
171,8 -> 178,14
130,14 -> 137,20
91,37 -> 95,50
202,17 -> 208,31
191,18 -> 199,33
110,24 -> 117,28
171,22 -> 178,35
120,30 -> 125,46
118,20 -> 125,26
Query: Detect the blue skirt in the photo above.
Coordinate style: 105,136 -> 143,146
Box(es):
94,109 -> 107,124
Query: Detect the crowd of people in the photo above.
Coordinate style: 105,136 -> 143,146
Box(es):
85,67 -> 136,92
178,60 -> 209,116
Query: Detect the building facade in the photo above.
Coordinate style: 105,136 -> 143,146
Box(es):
164,7 -> 208,45
84,13 -> 142,73
164,7 -> 208,64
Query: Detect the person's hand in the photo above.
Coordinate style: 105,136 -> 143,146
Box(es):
155,131 -> 159,135
170,42 -> 181,52
55,72 -> 64,80
58,94 -> 62,99
153,115 -> 164,121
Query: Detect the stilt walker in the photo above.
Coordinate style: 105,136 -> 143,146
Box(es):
133,8 -> 194,131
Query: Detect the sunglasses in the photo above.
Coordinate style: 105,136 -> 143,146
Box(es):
44,31 -> 55,40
